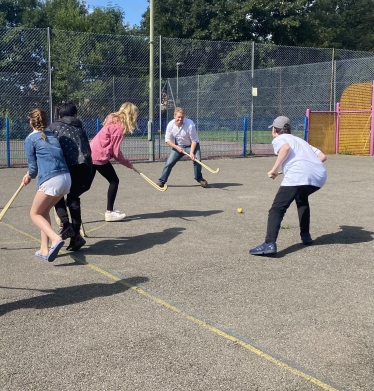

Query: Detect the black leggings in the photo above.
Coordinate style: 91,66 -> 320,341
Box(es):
265,185 -> 320,243
91,162 -> 119,211
54,163 -> 92,234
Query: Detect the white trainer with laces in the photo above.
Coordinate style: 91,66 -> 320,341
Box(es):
105,210 -> 127,222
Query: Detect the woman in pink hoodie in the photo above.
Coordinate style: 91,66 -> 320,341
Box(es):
90,102 -> 138,221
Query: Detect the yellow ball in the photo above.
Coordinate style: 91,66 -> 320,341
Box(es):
237,208 -> 243,213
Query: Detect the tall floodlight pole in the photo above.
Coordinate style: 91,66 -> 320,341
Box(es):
148,0 -> 155,161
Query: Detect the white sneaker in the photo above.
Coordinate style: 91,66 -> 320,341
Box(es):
105,210 -> 127,222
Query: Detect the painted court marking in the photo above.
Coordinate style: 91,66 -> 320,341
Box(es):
1,220 -> 347,391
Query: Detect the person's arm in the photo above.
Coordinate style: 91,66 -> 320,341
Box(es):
268,143 -> 290,179
111,128 -> 133,169
165,124 -> 184,153
24,137 -> 38,180
189,123 -> 199,159
189,141 -> 198,160
310,145 -> 327,162
317,151 -> 327,162
22,172 -> 32,185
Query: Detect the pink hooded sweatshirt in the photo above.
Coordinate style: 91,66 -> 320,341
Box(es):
90,116 -> 132,168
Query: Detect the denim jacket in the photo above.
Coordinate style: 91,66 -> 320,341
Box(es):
25,129 -> 70,187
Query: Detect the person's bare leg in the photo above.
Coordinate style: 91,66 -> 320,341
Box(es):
30,192 -> 63,256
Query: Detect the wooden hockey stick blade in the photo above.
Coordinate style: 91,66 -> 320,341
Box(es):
183,152 -> 219,174
133,167 -> 168,192
80,222 -> 87,237
0,183 -> 24,221
54,208 -> 62,226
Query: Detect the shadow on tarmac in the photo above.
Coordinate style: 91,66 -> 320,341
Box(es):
128,209 -> 223,221
77,227 -> 187,256
0,277 -> 148,316
169,183 -> 243,190
275,225 -> 374,258
83,209 -> 223,224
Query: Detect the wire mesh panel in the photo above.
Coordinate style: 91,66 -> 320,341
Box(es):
2,28 -> 374,167
339,112 -> 371,155
50,30 -> 158,162
0,27 -> 50,167
308,112 -> 336,154
160,38 -> 254,158
338,82 -> 373,155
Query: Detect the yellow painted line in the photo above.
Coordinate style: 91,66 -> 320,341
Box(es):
69,255 -> 340,391
83,221 -> 109,235
0,222 -> 42,242
1,221 -> 341,391
0,240 -> 36,245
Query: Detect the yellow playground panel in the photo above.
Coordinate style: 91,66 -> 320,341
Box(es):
308,112 -> 336,155
338,82 -> 372,155
308,82 -> 373,155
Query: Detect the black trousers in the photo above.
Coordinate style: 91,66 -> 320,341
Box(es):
90,162 -> 119,211
55,163 -> 92,234
265,185 -> 320,243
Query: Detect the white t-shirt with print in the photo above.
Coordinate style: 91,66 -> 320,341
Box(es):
272,134 -> 327,188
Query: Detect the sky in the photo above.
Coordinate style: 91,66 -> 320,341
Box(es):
84,0 -> 149,27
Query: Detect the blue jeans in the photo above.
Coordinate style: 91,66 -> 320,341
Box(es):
158,144 -> 203,184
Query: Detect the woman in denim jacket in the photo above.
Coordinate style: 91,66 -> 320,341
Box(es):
22,108 -> 71,262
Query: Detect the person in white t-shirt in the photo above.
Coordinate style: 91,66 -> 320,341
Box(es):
157,107 -> 208,188
250,116 -> 327,255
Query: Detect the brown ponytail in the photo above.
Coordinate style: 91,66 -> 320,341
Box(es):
29,108 -> 49,140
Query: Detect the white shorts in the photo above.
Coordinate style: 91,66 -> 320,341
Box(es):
38,173 -> 71,197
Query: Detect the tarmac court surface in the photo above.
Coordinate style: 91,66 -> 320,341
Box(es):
1,155 -> 373,391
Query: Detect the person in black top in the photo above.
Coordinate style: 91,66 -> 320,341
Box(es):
50,101 -> 92,251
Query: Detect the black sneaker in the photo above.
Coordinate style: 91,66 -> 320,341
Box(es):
66,234 -> 86,251
249,242 -> 277,255
301,233 -> 313,245
157,182 -> 165,188
60,223 -> 75,240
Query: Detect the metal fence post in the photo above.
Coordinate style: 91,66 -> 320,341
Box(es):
197,74 -> 199,133
148,0 -> 155,161
304,109 -> 310,141
335,102 -> 340,154
250,41 -> 254,154
47,27 -> 53,122
96,118 -> 100,134
370,80 -> 374,156
159,35 -> 162,159
243,117 -> 247,157
6,118 -> 10,167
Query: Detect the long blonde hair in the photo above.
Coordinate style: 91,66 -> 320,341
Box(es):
29,108 -> 49,140
103,102 -> 139,135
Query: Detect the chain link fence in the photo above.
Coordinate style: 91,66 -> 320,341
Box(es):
1,27 -> 374,167
163,41 -> 374,155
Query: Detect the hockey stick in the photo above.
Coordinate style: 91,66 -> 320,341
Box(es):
183,152 -> 220,174
132,167 -> 168,192
0,183 -> 24,221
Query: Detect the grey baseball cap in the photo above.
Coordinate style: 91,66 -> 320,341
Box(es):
268,116 -> 290,128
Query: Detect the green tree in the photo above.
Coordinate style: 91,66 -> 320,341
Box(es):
0,0 -> 42,27
141,0 -> 315,45
306,0 -> 374,51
